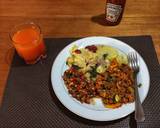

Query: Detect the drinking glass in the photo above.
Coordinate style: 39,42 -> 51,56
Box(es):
9,22 -> 46,64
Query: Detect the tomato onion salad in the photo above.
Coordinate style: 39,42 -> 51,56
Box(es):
63,45 -> 135,109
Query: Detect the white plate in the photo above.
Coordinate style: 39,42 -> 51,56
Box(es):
51,36 -> 150,121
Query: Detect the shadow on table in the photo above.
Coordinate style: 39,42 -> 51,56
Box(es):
91,14 -> 109,26
48,77 -> 137,127
5,48 -> 28,67
5,47 -> 16,66
129,113 -> 137,128
6,48 -> 48,67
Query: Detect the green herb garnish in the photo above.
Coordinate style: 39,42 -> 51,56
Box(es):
103,53 -> 108,60
89,66 -> 98,78
138,83 -> 142,88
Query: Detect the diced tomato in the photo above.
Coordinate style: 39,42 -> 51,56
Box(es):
74,49 -> 81,54
85,45 -> 97,53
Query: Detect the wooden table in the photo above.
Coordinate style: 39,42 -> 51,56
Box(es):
0,0 -> 160,103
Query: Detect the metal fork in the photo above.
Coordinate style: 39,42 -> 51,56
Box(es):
128,52 -> 145,122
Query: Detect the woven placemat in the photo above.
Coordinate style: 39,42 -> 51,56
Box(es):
0,36 -> 160,128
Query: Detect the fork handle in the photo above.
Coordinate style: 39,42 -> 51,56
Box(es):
134,74 -> 145,122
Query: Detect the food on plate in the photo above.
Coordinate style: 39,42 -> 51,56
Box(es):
63,45 -> 135,108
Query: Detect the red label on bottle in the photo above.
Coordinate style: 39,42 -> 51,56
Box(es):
106,3 -> 122,22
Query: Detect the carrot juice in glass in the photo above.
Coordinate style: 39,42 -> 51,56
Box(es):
10,22 -> 46,64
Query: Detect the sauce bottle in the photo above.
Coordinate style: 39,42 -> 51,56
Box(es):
105,0 -> 126,26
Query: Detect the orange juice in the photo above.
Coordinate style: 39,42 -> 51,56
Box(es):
10,23 -> 46,64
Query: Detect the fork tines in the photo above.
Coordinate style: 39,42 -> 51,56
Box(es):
128,52 -> 139,72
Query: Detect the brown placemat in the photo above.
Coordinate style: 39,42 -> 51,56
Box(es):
0,36 -> 160,128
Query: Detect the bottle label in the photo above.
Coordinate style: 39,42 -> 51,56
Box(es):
106,3 -> 122,22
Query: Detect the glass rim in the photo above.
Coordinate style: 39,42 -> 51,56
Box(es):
9,22 -> 42,45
